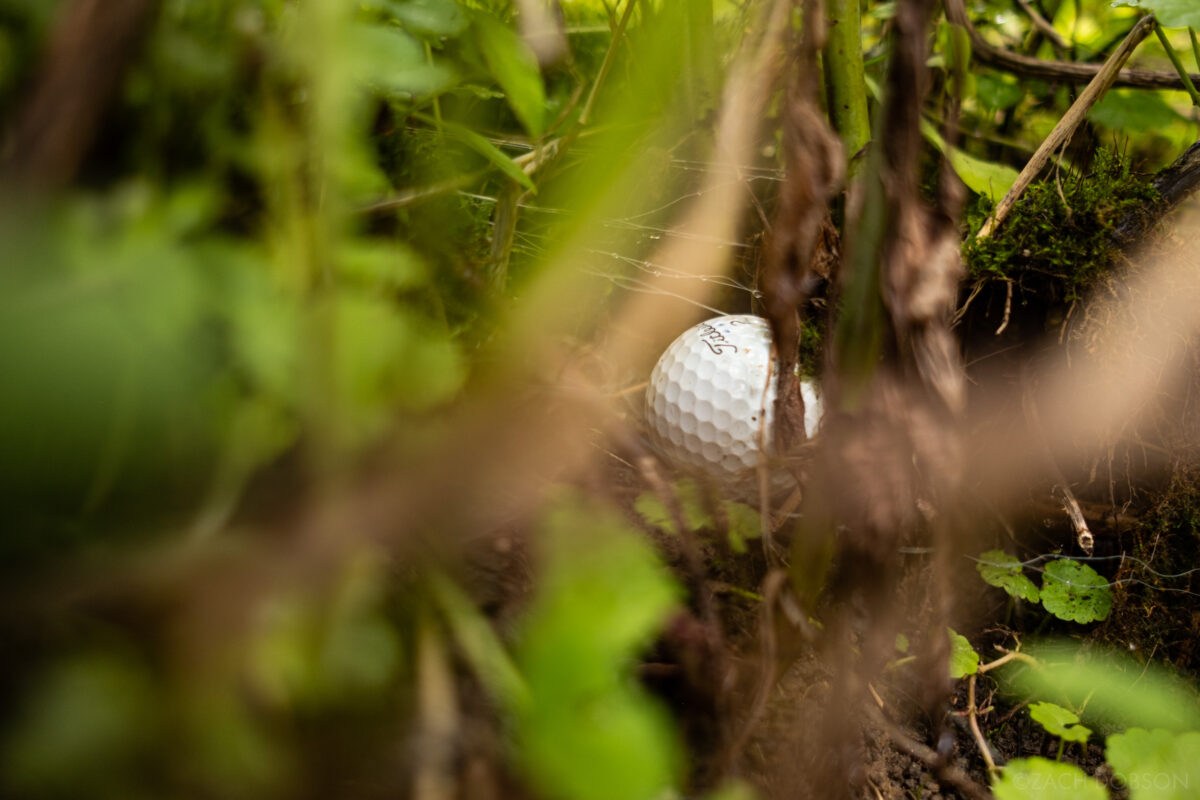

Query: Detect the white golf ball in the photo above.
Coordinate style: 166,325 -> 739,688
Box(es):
644,314 -> 821,482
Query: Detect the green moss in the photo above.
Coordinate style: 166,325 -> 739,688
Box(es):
963,149 -> 1161,302
797,314 -> 825,378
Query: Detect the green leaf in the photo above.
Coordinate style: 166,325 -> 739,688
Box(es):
722,501 -> 761,554
473,13 -> 546,137
948,628 -> 980,679
1,653 -> 159,795
381,0 -> 469,39
1040,559 -> 1113,623
1113,1 -> 1200,29
514,492 -> 682,800
634,492 -> 676,533
992,758 -> 1107,800
249,553 -> 401,708
977,550 -> 1041,603
921,118 -> 1018,203
1003,641 -> 1200,732
337,240 -> 427,289
976,72 -> 1024,112
947,147 -> 1019,204
676,479 -> 715,530
331,291 -> 465,445
1089,89 -> 1186,133
937,21 -> 971,88
424,115 -> 536,192
1106,728 -> 1200,800
353,23 -> 458,100
1029,701 -> 1093,744
633,479 -> 715,535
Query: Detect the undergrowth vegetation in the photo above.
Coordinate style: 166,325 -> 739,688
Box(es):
964,149 -> 1162,301
2,1 -> 1200,799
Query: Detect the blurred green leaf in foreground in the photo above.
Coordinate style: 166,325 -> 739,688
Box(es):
513,491 -> 684,800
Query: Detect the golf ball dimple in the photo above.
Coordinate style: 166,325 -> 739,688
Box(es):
644,314 -> 822,482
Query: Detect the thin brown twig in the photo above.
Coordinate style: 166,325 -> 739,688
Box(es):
1013,0 -> 1068,52
978,648 -> 1038,673
995,279 -> 1014,335
976,13 -> 1156,240
967,674 -> 999,775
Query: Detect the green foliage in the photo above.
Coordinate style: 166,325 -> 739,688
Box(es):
1114,1 -> 1200,29
249,550 -> 403,709
1029,701 -> 1093,744
948,628 -> 980,678
429,571 -> 529,708
5,1 -> 1200,798
472,12 -> 547,137
991,757 -> 1107,800
974,553 -> 1111,622
1,653 -> 159,798
723,500 -> 763,554
1004,641 -> 1200,732
634,478 -> 713,534
977,550 -> 1041,603
428,115 -> 537,191
0,189 -> 228,513
1040,559 -> 1113,623
513,493 -> 683,800
975,71 -> 1024,112
921,119 -> 1019,204
1105,728 -> 1200,799
964,149 -> 1161,299
376,0 -> 469,40
634,480 -> 762,553
1089,89 -> 1187,133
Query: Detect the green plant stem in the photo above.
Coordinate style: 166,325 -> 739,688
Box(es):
579,0 -> 640,128
1154,23 -> 1200,107
1190,27 -> 1200,71
823,0 -> 872,174
832,125 -> 886,410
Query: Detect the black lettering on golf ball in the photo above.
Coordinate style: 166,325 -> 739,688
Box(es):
697,323 -> 738,355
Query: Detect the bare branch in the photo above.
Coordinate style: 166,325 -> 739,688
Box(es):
945,0 -> 1197,90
